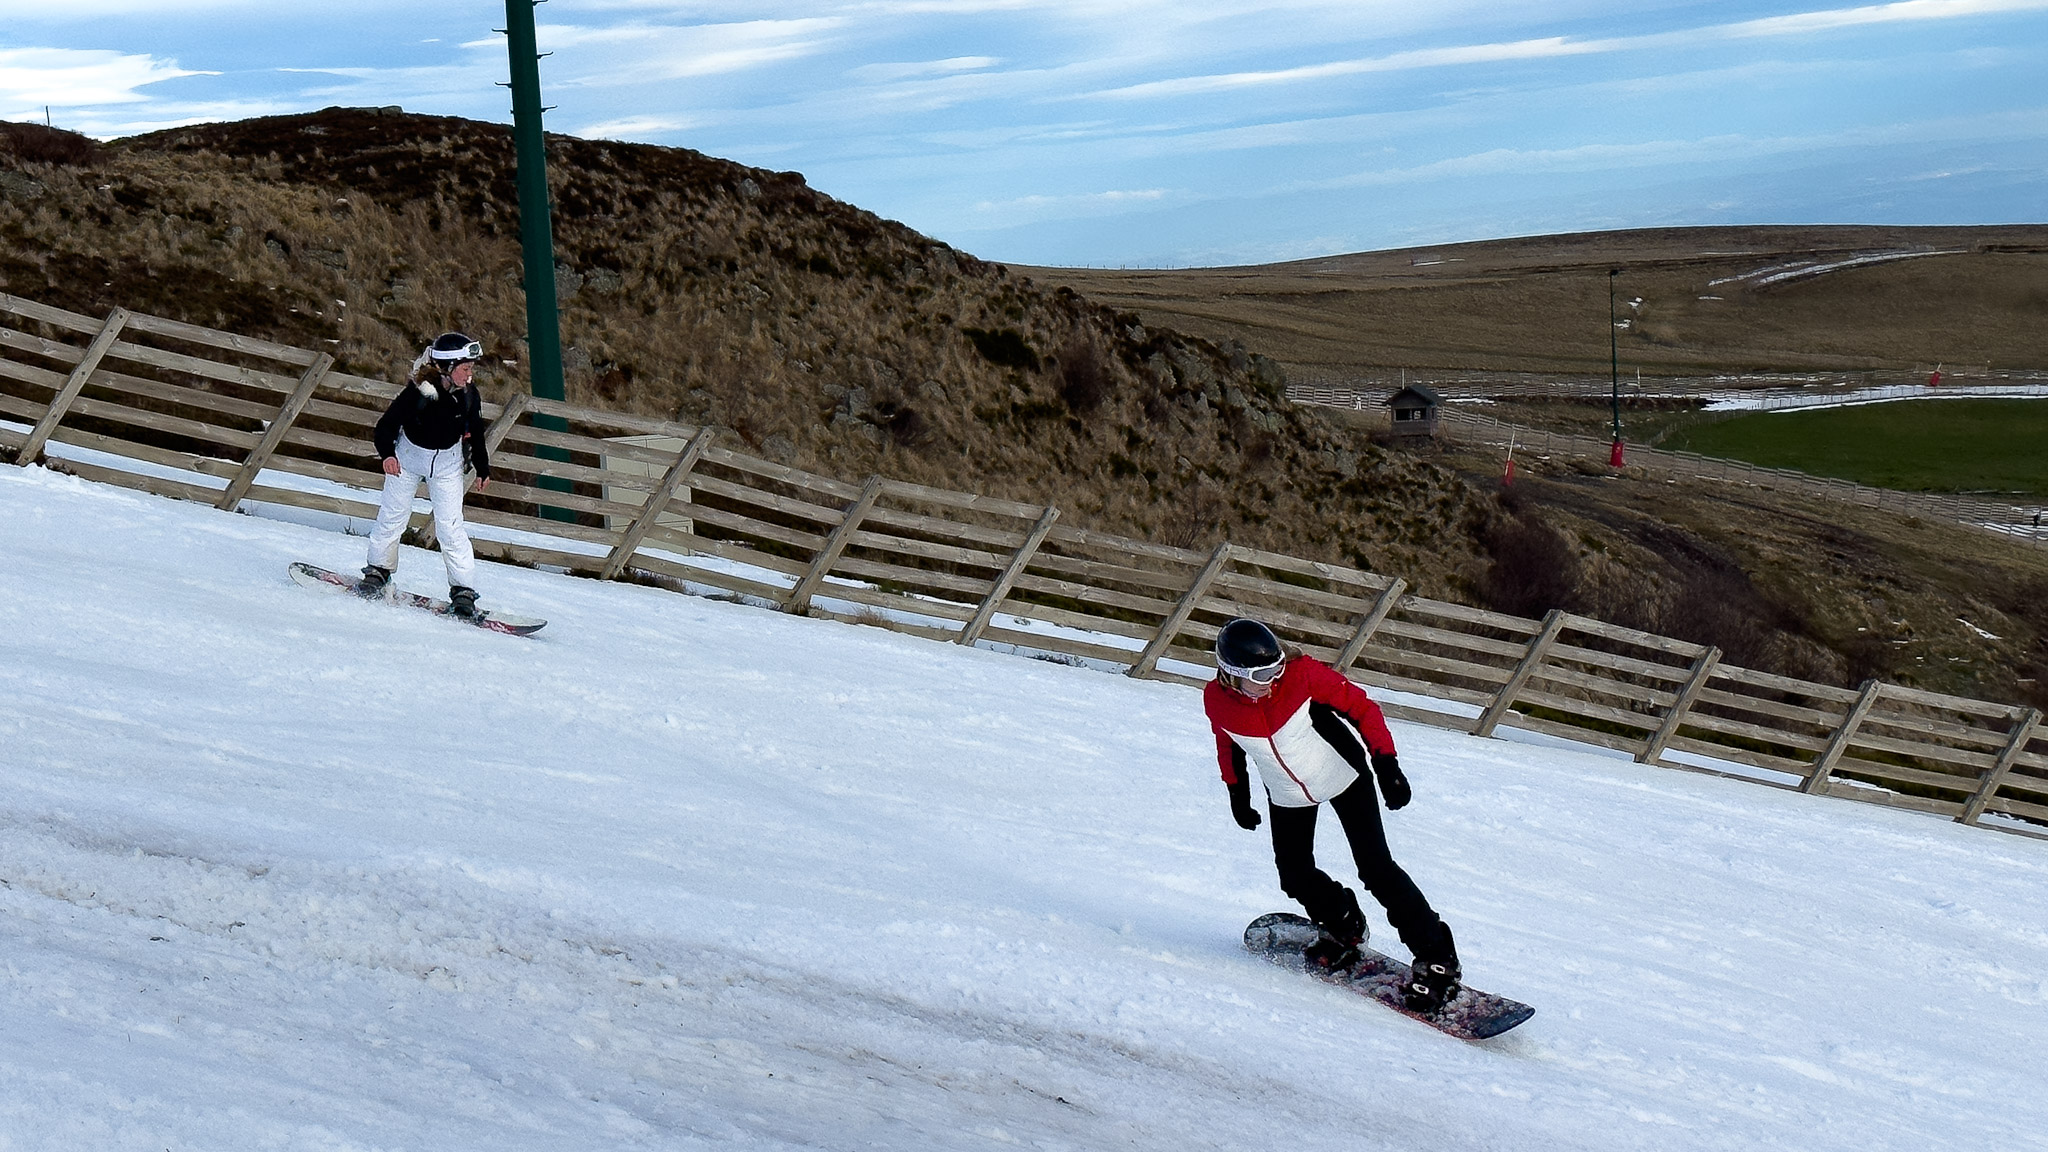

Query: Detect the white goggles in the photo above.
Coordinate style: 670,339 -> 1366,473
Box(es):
1219,656 -> 1285,685
431,340 -> 484,363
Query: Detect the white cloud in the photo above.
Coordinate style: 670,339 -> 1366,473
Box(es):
1717,0 -> 2048,37
0,0 -> 255,13
974,187 -> 1168,210
849,56 -> 1001,82
57,99 -> 306,138
0,47 -> 208,110
579,114 -> 696,139
517,17 -> 844,84
1300,104 -> 2048,191
965,186 -> 1171,224
1092,0 -> 2048,99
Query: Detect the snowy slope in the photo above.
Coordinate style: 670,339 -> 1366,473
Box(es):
2,463 -> 2046,1152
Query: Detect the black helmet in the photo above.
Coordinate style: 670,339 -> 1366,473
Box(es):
1216,617 -> 1284,682
427,331 -> 483,365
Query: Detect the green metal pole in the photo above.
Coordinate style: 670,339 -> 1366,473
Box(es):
504,0 -> 574,520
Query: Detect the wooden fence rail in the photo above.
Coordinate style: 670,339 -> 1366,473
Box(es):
4,290 -> 2045,841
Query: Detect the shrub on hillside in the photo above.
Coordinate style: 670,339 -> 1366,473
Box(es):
1480,510 -> 1581,619
961,326 -> 1038,371
1056,335 -> 1110,414
0,122 -> 99,167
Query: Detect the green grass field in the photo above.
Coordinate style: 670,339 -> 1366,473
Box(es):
1662,399 -> 2048,495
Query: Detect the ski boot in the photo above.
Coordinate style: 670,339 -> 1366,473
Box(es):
1402,923 -> 1462,1014
357,566 -> 393,597
448,585 -> 481,619
1303,897 -> 1367,972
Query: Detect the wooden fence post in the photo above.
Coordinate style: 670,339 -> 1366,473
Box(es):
1637,646 -> 1721,765
1335,577 -> 1407,674
482,392 -> 533,459
16,307 -> 129,466
956,504 -> 1060,646
216,353 -> 332,511
1472,609 -> 1568,738
1958,707 -> 2041,826
599,426 -> 716,581
786,474 -> 885,612
1127,540 -> 1235,678
1804,679 -> 1884,794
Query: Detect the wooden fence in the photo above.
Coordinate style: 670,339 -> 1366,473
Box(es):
3,290 -> 2045,842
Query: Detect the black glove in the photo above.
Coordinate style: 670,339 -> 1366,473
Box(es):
1227,776 -> 1263,831
1371,752 -> 1411,810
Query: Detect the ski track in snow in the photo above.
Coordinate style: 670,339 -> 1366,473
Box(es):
2,463 -> 2047,1151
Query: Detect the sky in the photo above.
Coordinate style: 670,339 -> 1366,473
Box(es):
1,1 -> 2044,266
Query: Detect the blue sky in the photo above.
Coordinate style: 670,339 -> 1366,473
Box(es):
2,1 -> 2043,266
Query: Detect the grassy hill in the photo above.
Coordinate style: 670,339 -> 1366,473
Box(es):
1663,400 -> 2048,496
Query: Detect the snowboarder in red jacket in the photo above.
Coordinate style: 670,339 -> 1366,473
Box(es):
1204,617 -> 1462,1011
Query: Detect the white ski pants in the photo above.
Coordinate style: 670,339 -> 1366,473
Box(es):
366,432 -> 477,589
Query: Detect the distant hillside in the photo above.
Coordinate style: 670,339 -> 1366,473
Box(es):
1030,225 -> 2048,379
0,110 -> 1493,601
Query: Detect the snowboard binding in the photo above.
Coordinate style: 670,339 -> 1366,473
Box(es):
1303,901 -> 1367,972
1403,957 -> 1462,1015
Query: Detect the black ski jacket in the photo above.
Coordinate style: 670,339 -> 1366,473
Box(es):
373,377 -> 490,480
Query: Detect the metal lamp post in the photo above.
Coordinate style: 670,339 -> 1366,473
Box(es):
1608,268 -> 1624,468
503,0 -> 573,519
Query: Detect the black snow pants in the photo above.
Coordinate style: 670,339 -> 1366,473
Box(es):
1269,775 -> 1444,955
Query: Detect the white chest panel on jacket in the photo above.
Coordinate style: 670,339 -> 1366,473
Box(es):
1224,703 -> 1361,807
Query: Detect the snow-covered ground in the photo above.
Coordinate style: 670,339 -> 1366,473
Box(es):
1701,382 -> 2048,412
4,463 -> 2046,1152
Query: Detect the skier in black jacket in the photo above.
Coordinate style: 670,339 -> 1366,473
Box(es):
361,332 -> 492,616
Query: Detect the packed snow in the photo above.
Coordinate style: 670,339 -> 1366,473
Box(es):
1701,382 -> 2048,413
1705,249 -> 1965,290
3,463 -> 2046,1151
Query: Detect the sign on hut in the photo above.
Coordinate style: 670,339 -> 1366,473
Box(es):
1386,384 -> 1442,439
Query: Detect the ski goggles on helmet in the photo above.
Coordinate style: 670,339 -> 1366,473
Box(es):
431,339 -> 484,363
1218,655 -> 1286,685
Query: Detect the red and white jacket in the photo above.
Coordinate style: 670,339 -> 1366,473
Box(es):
1203,656 -> 1396,808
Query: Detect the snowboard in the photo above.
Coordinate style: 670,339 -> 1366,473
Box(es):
288,562 -> 546,636
1244,912 -> 1533,1041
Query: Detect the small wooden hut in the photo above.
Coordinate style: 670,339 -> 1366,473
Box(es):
1386,384 -> 1443,439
